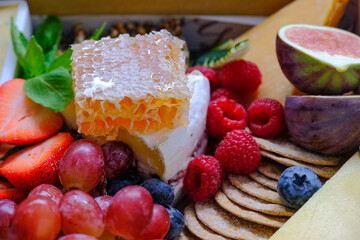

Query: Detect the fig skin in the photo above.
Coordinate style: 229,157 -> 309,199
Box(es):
276,34 -> 360,95
284,95 -> 360,155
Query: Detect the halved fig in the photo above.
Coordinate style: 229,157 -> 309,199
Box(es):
276,24 -> 360,95
285,95 -> 360,155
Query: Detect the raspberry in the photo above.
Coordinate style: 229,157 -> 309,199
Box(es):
183,155 -> 224,202
186,65 -> 220,90
211,88 -> 247,108
248,98 -> 285,138
215,129 -> 261,174
207,96 -> 248,139
219,60 -> 262,95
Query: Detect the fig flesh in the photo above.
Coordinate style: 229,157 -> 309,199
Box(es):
284,95 -> 360,155
276,24 -> 360,95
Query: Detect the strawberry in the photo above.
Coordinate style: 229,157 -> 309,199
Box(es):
0,79 -> 64,145
0,180 -> 27,203
0,132 -> 74,192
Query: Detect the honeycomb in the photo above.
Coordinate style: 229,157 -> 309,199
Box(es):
71,30 -> 191,138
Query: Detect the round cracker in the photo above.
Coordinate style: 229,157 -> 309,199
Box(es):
177,227 -> 201,240
248,171 -> 278,191
194,199 -> 276,240
184,205 -> 230,240
253,136 -> 341,166
222,180 -> 295,217
258,158 -> 286,180
228,174 -> 286,206
261,150 -> 338,178
214,190 -> 288,228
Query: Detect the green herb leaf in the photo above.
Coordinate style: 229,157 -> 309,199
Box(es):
195,39 -> 251,68
45,47 -> 59,66
34,15 -> 62,54
22,36 -> 46,78
89,22 -> 107,40
24,67 -> 74,112
47,48 -> 72,72
10,17 -> 28,60
0,146 -> 26,161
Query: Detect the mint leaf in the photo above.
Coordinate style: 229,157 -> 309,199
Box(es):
35,15 -> 62,54
45,47 -> 58,66
22,36 -> 46,78
24,67 -> 74,112
89,22 -> 106,40
11,17 -> 28,60
47,48 -> 72,72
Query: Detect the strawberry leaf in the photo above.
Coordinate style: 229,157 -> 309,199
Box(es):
22,36 -> 46,78
47,48 -> 72,72
24,67 -> 74,112
34,15 -> 62,54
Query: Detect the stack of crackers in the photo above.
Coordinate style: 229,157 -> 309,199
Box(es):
178,136 -> 343,240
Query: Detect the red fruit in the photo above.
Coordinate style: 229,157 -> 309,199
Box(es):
183,155 -> 224,202
8,196 -> 61,240
0,199 -> 17,240
28,184 -> 63,205
211,88 -> 247,108
186,65 -> 220,90
207,96 -> 248,139
58,234 -> 98,240
0,180 -> 27,203
59,190 -> 105,237
0,132 -> 74,192
215,129 -> 261,174
106,185 -> 154,240
94,195 -> 112,216
248,98 -> 285,138
219,60 -> 262,95
139,204 -> 171,240
0,79 -> 64,145
59,139 -> 104,192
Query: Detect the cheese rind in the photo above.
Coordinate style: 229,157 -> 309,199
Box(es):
270,152 -> 360,240
234,0 -> 349,104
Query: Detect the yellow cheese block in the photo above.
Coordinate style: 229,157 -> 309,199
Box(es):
234,0 -> 349,104
270,152 -> 360,240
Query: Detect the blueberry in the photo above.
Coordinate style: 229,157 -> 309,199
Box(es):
164,206 -> 185,240
141,178 -> 174,206
106,170 -> 144,196
277,166 -> 322,209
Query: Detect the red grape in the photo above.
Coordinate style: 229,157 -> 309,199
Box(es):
59,139 -> 104,192
106,185 -> 153,240
27,184 -> 63,205
139,204 -> 171,239
8,196 -> 61,240
0,199 -> 16,240
59,190 -> 105,237
58,233 -> 98,240
101,141 -> 134,179
94,195 -> 112,216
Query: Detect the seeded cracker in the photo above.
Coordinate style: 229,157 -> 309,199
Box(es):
261,150 -> 338,178
221,180 -> 295,216
228,174 -> 286,206
214,190 -> 288,228
184,205 -> 230,240
195,199 -> 276,239
177,227 -> 201,240
253,136 -> 341,166
258,159 -> 286,180
248,171 -> 278,191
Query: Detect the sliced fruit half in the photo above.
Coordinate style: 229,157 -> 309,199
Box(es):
0,79 -> 64,145
276,24 -> 360,95
0,132 -> 74,192
0,180 -> 27,203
